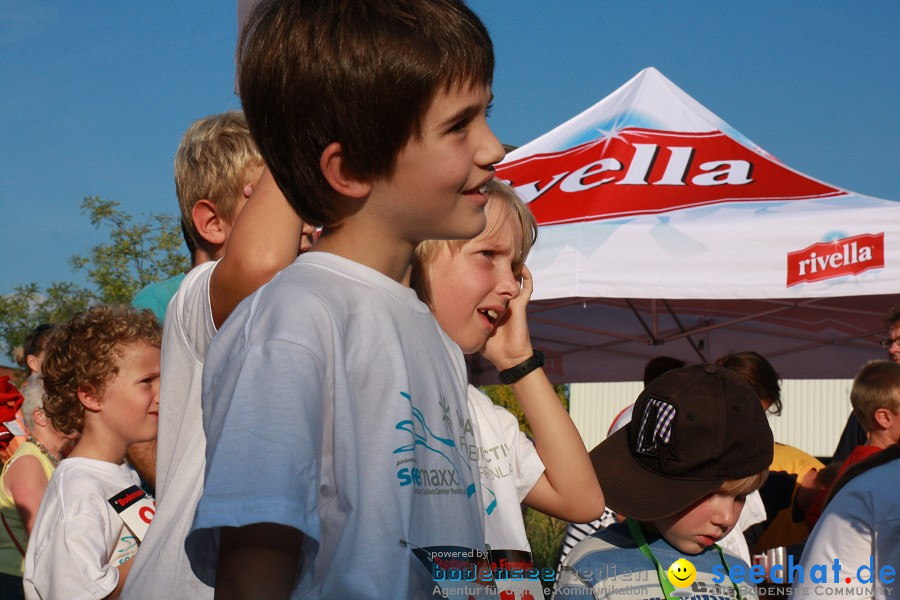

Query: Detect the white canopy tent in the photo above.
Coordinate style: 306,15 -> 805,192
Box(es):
471,67 -> 899,383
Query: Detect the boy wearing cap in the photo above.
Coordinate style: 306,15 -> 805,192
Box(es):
556,364 -> 773,600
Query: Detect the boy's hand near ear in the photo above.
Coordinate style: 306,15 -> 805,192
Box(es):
481,265 -> 606,523
481,265 -> 534,371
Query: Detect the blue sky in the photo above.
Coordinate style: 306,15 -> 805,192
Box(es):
2,1 -> 898,296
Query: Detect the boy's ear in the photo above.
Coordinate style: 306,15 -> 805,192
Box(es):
25,354 -> 41,374
872,407 -> 895,430
319,142 -> 372,199
77,385 -> 103,412
192,199 -> 228,247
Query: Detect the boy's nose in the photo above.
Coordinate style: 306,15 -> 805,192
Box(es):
477,124 -> 506,168
710,498 -> 738,529
496,271 -> 521,299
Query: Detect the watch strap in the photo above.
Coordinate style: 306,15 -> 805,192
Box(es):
498,349 -> 545,385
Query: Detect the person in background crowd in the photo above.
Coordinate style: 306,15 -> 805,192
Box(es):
716,352 -> 824,555
831,305 -> 900,462
793,444 -> 900,600
2,325 -> 61,465
12,325 -> 58,382
24,305 -> 161,599
131,219 -> 211,325
805,360 -> 900,529
0,377 -> 76,600
882,306 -> 900,364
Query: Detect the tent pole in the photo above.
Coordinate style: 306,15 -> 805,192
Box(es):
626,299 -> 661,345
662,300 -> 707,363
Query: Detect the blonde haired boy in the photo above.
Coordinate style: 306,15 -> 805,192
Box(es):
827,361 -> 900,484
851,360 -> 900,445
174,110 -> 261,258
412,180 -> 605,597
122,112 -> 311,600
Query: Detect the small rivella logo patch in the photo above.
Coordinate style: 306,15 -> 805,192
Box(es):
786,233 -> 884,287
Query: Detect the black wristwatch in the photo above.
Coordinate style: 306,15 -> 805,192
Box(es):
498,349 -> 546,385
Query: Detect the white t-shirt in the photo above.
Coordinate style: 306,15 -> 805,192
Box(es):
24,458 -> 142,600
123,260 -> 216,599
466,385 -> 543,551
186,252 -> 486,599
467,385 -> 545,599
792,457 -> 900,599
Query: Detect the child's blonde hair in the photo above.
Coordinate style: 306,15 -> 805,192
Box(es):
411,179 -> 537,305
174,111 -> 264,255
850,360 -> 900,432
41,305 -> 161,434
719,469 -> 769,498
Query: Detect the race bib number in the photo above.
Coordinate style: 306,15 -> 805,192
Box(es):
108,485 -> 156,543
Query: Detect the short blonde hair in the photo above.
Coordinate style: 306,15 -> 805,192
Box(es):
42,305 -> 161,435
719,469 -> 769,497
851,360 -> 900,431
174,111 -> 264,255
411,179 -> 537,304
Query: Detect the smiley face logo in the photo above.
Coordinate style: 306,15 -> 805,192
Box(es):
667,558 -> 697,588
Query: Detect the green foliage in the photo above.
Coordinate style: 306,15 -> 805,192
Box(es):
70,196 -> 188,304
0,197 -> 188,363
0,282 -> 94,371
523,506 -> 567,572
478,383 -> 569,438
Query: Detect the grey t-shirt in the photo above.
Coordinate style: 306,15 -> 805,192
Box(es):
187,252 -> 486,598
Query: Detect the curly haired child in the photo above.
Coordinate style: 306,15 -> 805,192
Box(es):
23,305 -> 160,600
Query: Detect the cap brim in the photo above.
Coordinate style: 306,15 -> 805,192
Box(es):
590,427 -> 725,521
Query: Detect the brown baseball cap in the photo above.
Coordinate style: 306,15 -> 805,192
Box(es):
590,364 -> 774,521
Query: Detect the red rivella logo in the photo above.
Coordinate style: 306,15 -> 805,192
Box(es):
496,128 -> 843,225
786,233 -> 885,287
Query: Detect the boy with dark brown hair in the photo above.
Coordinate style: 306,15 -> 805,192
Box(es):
186,1 -> 504,598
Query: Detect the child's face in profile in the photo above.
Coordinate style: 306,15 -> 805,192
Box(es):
371,82 -> 504,245
651,487 -> 747,555
98,340 -> 161,446
427,199 -> 523,354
